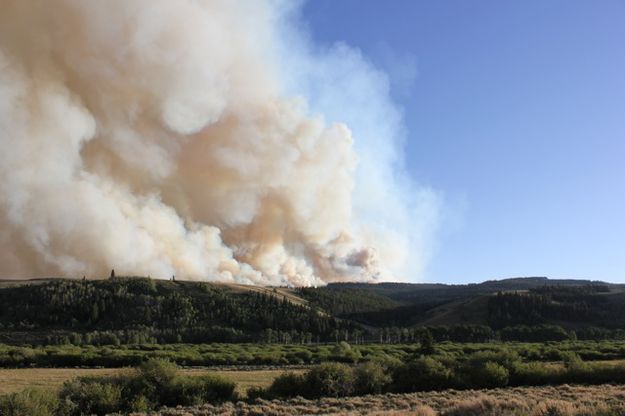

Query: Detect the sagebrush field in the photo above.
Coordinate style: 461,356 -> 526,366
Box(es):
130,384 -> 625,415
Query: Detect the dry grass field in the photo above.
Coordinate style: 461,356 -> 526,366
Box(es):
124,384 -> 625,415
0,367 -> 303,396
0,368 -> 126,395
3,368 -> 625,415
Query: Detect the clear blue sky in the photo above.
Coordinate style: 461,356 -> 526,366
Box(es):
302,0 -> 625,283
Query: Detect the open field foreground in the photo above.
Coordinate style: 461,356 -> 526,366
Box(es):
0,368 -> 301,396
122,384 -> 625,415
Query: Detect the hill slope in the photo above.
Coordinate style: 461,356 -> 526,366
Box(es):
0,277 -> 354,345
1,276 -> 625,345
298,277 -> 625,331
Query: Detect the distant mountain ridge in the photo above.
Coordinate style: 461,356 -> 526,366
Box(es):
320,276 -> 619,304
298,277 -> 625,330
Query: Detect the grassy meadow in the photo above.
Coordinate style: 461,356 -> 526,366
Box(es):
0,367 -> 302,396
3,340 -> 625,414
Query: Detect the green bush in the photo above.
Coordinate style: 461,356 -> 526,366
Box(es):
510,361 -> 563,385
0,389 -> 61,416
392,357 -> 452,392
128,395 -> 150,412
246,386 -> 267,401
466,349 -> 521,370
305,363 -> 354,398
132,358 -> 177,404
166,375 -> 236,406
59,377 -> 124,416
481,362 -> 509,387
566,361 -> 625,385
266,371 -> 306,398
352,361 -> 392,394
562,351 -> 583,368
137,358 -> 177,387
331,342 -> 362,363
293,349 -> 313,363
460,361 -> 509,388
58,359 -> 236,414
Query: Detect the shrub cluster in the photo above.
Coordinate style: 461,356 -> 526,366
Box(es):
258,350 -> 625,400
260,362 -> 392,399
60,359 -> 236,415
4,340 -> 625,368
0,359 -> 235,416
0,389 -> 61,416
5,346 -> 625,414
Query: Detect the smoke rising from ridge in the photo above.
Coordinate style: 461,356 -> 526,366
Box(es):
0,0 -> 439,285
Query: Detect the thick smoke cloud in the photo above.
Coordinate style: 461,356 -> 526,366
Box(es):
0,0 -> 439,285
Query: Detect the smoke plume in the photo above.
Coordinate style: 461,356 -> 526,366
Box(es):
0,0 -> 439,285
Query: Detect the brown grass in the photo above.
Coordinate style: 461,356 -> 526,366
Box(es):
0,367 -> 303,396
209,283 -> 310,306
0,368 -> 128,395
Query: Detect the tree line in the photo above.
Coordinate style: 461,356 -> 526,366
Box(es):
1,279 -> 625,345
0,278 -> 356,343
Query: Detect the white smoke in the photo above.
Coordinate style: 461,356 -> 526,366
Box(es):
0,0 -> 439,285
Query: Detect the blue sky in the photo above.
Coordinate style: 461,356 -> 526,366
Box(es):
302,1 -> 625,283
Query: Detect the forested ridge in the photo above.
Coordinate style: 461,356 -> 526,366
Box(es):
1,276 -> 625,345
0,278 -> 357,345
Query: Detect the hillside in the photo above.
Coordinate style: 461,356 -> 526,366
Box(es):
1,276 -> 625,345
298,277 -> 625,340
0,277 -> 354,345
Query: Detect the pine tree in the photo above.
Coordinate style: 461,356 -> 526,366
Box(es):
420,330 -> 435,355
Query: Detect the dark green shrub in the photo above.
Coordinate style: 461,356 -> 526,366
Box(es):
128,395 -> 150,412
510,361 -> 563,385
137,358 -> 177,388
392,357 -> 452,392
59,359 -> 236,413
246,386 -> 267,401
419,330 -> 435,354
481,362 -> 509,387
166,375 -> 236,406
59,377 -> 124,416
266,372 -> 306,398
0,389 -> 60,416
305,363 -> 354,397
131,358 -> 178,405
565,361 -> 625,385
331,342 -> 362,363
562,351 -> 583,368
460,361 -> 509,388
467,349 -> 521,370
294,349 -> 313,363
353,361 -> 391,394
367,355 -> 403,372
